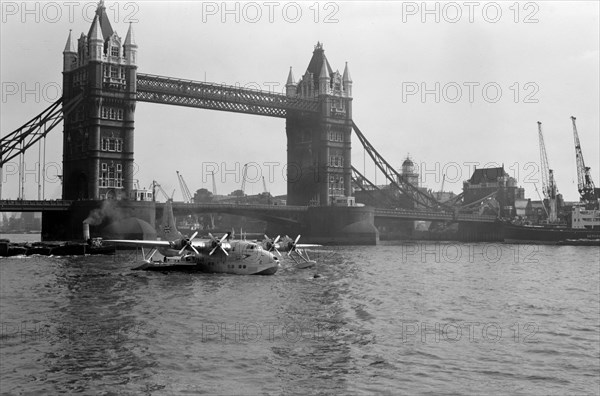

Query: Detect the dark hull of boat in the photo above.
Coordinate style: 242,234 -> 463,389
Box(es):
503,223 -> 600,244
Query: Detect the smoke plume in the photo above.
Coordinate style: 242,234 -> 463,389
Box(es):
83,200 -> 125,225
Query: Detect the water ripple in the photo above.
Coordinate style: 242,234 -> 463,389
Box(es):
1,244 -> 598,394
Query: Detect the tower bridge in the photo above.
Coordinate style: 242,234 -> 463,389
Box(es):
53,1 -> 355,207
0,1 -> 503,243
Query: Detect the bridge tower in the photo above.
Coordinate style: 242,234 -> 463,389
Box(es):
285,43 -> 353,206
62,0 -> 137,200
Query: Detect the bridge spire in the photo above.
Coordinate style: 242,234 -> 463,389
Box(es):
125,22 -> 136,46
124,22 -> 137,65
63,29 -> 76,53
88,0 -> 113,40
343,62 -> 352,97
319,58 -> 330,95
89,16 -> 104,60
285,67 -> 296,97
63,30 -> 77,71
305,42 -> 331,77
286,66 -> 295,84
89,16 -> 103,41
342,62 -> 352,82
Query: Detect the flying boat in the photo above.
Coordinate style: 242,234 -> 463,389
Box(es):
106,201 -> 280,275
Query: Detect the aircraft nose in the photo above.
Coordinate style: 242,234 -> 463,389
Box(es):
263,251 -> 277,262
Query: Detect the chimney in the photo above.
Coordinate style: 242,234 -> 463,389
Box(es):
83,222 -> 90,241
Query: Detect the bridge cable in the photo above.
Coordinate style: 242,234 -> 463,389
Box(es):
351,166 -> 398,208
352,121 -> 453,211
0,93 -> 83,167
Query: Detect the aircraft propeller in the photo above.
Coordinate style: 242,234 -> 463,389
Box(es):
286,234 -> 302,257
209,233 -> 229,256
263,234 -> 282,256
178,231 -> 200,255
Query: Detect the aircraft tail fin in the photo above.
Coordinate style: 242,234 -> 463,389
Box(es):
158,200 -> 183,240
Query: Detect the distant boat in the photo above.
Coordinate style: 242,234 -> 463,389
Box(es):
504,205 -> 600,244
557,239 -> 600,246
503,223 -> 600,244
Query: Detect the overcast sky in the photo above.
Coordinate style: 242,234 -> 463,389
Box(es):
1,1 -> 598,202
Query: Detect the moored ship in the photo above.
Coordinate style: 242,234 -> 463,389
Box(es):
504,205 -> 600,244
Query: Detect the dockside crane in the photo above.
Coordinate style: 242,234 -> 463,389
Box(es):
240,163 -> 249,195
571,116 -> 597,203
176,171 -> 193,203
211,171 -> 217,195
151,180 -> 173,202
537,121 -> 558,222
436,174 -> 446,201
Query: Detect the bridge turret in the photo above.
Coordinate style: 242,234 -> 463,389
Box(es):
400,155 -> 419,187
89,17 -> 104,61
62,0 -> 136,201
286,42 -> 353,206
124,23 -> 137,66
63,30 -> 77,72
285,67 -> 296,97
343,62 -> 352,98
318,59 -> 330,95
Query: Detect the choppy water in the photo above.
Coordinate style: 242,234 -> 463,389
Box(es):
1,242 -> 599,395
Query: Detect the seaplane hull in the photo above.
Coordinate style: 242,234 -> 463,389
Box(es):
135,246 -> 279,275
133,260 -> 279,275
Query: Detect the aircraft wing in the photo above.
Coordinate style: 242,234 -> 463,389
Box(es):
105,238 -> 228,252
275,242 -> 322,250
104,239 -> 175,248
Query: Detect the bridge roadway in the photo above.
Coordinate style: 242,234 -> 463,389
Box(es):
166,202 -> 307,225
0,200 -> 498,224
0,200 -> 73,212
373,208 -> 498,223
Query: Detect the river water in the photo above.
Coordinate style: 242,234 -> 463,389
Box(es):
1,237 -> 598,394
